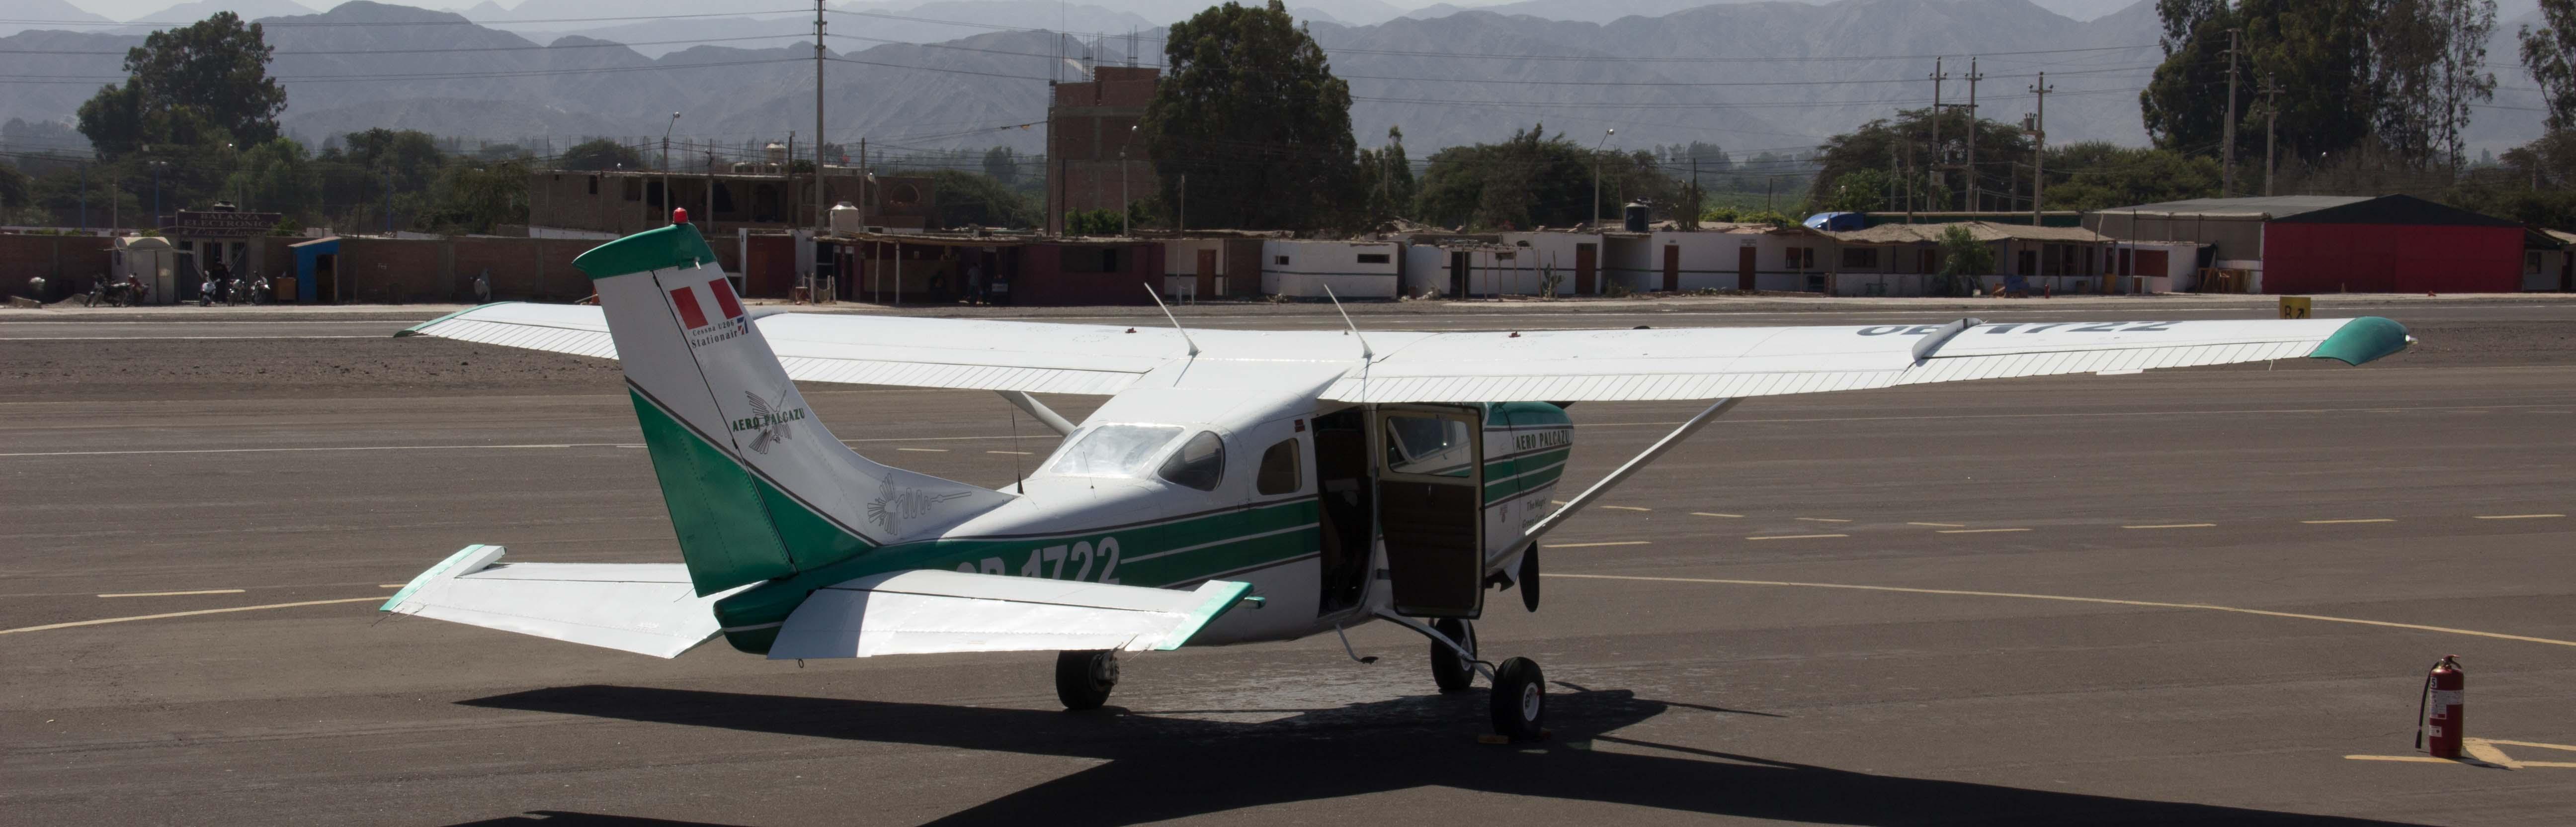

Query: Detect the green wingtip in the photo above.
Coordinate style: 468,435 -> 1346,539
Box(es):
1157,580 -> 1256,650
2307,316 -> 2412,366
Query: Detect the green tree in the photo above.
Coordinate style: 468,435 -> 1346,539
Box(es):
1933,225 -> 1994,296
2038,142 -> 2223,211
224,137 -> 321,220
918,168 -> 1039,229
341,128 -> 446,193
1413,124 -> 1667,229
426,158 -> 529,234
1817,169 -> 1891,213
981,146 -> 1021,188
75,12 -> 283,158
559,139 -> 644,172
0,162 -> 28,221
1142,0 -> 1357,231
2522,0 -> 2576,131
1811,107 -> 2027,212
1353,126 -> 1415,225
2374,0 -> 2497,169
1062,208 -> 1124,236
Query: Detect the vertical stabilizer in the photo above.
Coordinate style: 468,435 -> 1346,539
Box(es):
574,224 -> 1011,596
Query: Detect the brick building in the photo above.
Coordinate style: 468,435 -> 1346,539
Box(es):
1047,66 -> 1162,234
528,167 -> 935,236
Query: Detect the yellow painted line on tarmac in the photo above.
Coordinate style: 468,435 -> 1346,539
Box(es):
2303,519 -> 2396,524
1600,506 -> 1652,512
1908,522 -> 1966,528
2123,523 -> 2216,529
1794,518 -> 1851,523
1937,528 -> 2031,534
2347,738 -> 2576,769
1691,512 -> 1744,518
96,589 -> 244,598
1550,541 -> 1650,548
1548,573 -> 2576,648
379,584 -> 405,588
2475,514 -> 2564,520
987,451 -> 1034,456
0,597 -> 384,636
1747,534 -> 1847,541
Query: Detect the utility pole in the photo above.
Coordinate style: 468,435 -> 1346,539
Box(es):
1963,57 -> 1983,212
2222,27 -> 2240,198
856,138 -> 867,232
1928,58 -> 1946,210
2029,72 -> 2052,224
1592,128 -> 1615,228
1177,173 -> 1186,231
814,0 -> 828,232
2260,73 -> 2282,196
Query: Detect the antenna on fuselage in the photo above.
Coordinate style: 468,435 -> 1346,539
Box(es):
1143,285 -> 1199,358
1323,284 -> 1372,362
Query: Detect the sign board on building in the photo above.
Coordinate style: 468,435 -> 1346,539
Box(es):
2279,296 -> 2311,319
166,210 -> 283,238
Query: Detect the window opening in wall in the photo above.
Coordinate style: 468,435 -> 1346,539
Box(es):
1840,248 -> 1878,269
622,178 -> 642,201
587,175 -> 598,195
1275,255 -> 1291,266
1357,253 -> 1390,265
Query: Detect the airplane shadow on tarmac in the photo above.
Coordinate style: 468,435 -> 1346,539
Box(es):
461,684 -> 2427,827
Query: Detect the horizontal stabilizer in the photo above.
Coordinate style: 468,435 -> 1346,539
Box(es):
380,545 -> 748,658
763,569 -> 1253,660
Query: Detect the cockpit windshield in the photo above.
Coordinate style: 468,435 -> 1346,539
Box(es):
1045,424 -> 1185,477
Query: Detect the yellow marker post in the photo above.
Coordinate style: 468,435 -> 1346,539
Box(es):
2280,295 -> 2312,319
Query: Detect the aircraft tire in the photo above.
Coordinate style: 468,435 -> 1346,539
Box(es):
1055,649 -> 1118,710
1430,618 -> 1476,693
1489,656 -> 1546,741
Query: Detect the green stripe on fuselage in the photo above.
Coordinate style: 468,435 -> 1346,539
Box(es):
711,498 -> 1323,653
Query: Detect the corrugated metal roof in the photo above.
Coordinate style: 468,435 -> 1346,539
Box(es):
1824,221 -> 2108,244
2093,195 -> 2370,218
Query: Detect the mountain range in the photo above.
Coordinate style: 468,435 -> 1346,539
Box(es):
1,0 -> 2552,165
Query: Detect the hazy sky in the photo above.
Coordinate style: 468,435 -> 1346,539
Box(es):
64,0 -> 1586,24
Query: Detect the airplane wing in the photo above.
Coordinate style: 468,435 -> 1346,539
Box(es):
402,303 -> 2408,402
382,546 -> 1250,659
378,545 -> 751,658
399,302 -> 1172,395
762,569 -> 1253,659
1320,316 -> 2413,403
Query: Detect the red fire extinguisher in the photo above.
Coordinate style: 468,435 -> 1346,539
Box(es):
2416,655 -> 2465,759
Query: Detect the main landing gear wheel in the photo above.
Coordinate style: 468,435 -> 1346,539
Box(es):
1056,649 -> 1119,710
1430,618 -> 1477,693
1489,656 -> 1546,741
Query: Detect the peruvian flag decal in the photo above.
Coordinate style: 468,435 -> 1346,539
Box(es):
670,278 -> 750,345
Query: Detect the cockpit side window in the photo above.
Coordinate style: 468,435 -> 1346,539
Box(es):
1157,431 -> 1226,491
1047,424 -> 1184,477
1255,438 -> 1301,495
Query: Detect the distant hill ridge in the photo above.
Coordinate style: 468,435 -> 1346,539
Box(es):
1,0 -> 2547,159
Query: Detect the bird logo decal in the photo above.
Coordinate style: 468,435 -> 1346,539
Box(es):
736,389 -> 805,455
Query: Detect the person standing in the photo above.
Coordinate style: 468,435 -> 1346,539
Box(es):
965,260 -> 986,306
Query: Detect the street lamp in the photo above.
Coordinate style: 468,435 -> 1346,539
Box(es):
1592,128 -> 1615,228
662,112 -> 681,221
1121,124 -> 1137,237
150,160 -> 169,231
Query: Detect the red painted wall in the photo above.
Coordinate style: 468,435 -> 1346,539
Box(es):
2262,224 -> 2522,293
1007,243 -> 1163,305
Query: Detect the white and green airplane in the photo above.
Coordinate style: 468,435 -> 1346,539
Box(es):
384,222 -> 2414,739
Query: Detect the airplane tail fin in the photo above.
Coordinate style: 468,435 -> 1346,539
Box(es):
574,223 -> 1011,596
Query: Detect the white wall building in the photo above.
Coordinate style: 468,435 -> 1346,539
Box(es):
1260,239 -> 1402,298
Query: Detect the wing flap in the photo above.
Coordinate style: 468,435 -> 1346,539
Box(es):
379,545 -> 743,658
764,569 -> 1252,659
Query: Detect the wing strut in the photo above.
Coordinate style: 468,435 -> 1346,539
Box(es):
1502,396 -> 1743,561
996,390 -> 1076,436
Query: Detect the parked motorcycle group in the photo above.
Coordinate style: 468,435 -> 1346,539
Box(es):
73,270 -> 270,307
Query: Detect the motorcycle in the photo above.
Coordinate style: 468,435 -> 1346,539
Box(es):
199,276 -> 221,306
243,274 -> 270,305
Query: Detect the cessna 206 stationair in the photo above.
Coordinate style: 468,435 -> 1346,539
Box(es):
383,222 -> 2413,739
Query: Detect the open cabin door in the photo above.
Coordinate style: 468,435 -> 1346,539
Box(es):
1375,405 -> 1485,618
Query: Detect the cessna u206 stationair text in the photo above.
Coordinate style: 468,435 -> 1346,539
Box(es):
383,223 -> 2415,738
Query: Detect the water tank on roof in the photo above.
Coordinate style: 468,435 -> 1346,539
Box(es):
829,202 -> 863,235
1623,202 -> 1649,233
765,142 -> 788,164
